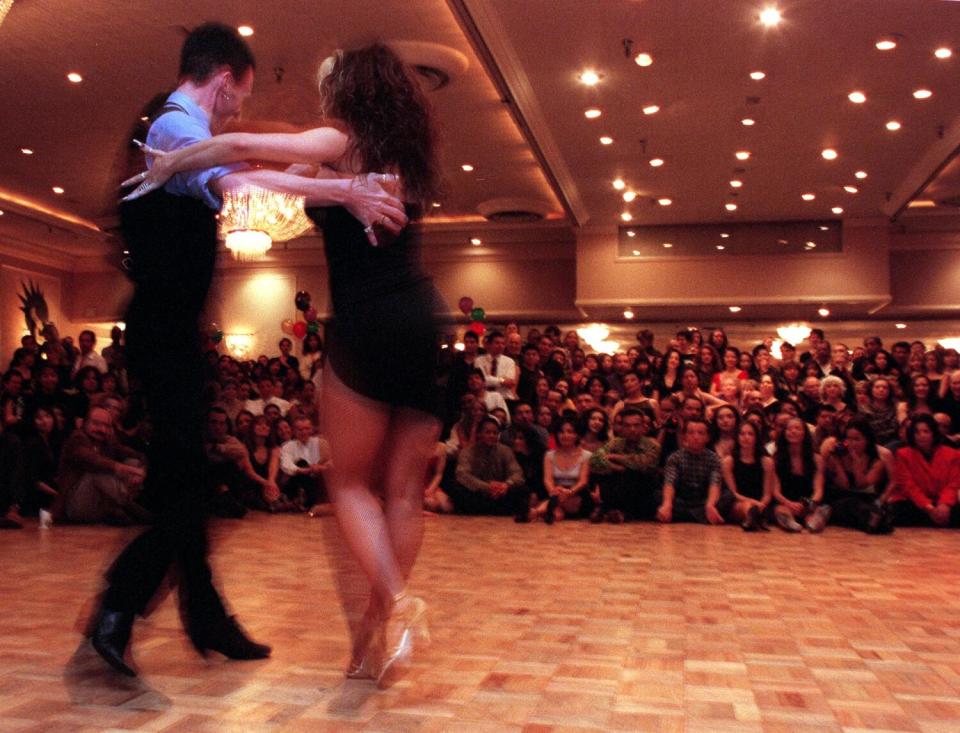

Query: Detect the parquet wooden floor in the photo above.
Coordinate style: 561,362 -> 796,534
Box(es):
2,514 -> 960,732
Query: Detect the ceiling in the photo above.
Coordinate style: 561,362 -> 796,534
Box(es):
1,1 -> 960,295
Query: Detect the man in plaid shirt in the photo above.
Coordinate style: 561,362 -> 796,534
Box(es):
658,417 -> 730,524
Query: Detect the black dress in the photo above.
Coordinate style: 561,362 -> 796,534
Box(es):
307,206 -> 444,419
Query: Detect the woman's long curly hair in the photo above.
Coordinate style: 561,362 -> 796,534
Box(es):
319,43 -> 440,211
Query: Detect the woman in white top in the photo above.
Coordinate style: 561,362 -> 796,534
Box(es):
541,417 -> 592,523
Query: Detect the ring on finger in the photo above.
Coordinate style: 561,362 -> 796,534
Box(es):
363,225 -> 374,233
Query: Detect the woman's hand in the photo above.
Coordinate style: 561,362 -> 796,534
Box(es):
346,173 -> 407,246
121,140 -> 171,200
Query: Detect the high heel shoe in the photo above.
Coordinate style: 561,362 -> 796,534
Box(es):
377,592 -> 429,689
346,607 -> 383,680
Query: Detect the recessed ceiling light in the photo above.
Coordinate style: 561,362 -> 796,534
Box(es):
623,191 -> 637,203
584,108 -> 602,119
725,203 -> 738,211
716,244 -> 726,250
139,116 -> 148,122
759,7 -> 782,27
20,148 -> 33,155
642,105 -> 660,115
907,199 -> 937,208
461,164 -> 474,172
821,148 -> 838,160
649,158 -> 664,167
621,212 -> 633,221
721,233 -> 730,238
741,118 -> 756,126
844,185 -> 858,194
52,186 -> 64,194
895,322 -> 907,329
819,226 -> 829,231
626,230 -> 636,237
631,250 -> 641,256
66,72 -> 83,83
635,53 -> 653,67
728,180 -> 743,189
735,150 -> 751,160
886,120 -> 902,131
855,170 -> 868,179
818,308 -> 830,317
831,206 -> 844,214
750,70 -> 766,80
237,25 -> 254,37
0,210 -> 4,216
579,69 -> 601,86
802,193 -> 816,201
729,306 -> 742,313
470,237 -> 482,246
657,198 -> 673,206
599,136 -> 614,145
805,241 -> 817,249
935,47 -> 952,60
913,88 -> 933,100
624,308 -> 636,319
875,37 -> 897,51
612,178 -> 626,190
777,239 -> 789,244
662,242 -> 673,248
432,201 -> 441,208
848,91 -> 867,104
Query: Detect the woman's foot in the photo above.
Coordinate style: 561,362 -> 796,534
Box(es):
346,605 -> 383,680
775,510 -> 803,532
377,592 -> 429,689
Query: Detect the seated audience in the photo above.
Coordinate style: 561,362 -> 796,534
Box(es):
888,413 -> 960,527
590,409 -> 661,522
279,416 -> 332,515
858,377 -> 900,446
658,417 -> 727,524
541,418 -> 593,523
771,417 -> 827,532
449,416 -> 529,517
721,420 -> 774,530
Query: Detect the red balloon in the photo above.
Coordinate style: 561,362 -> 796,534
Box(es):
458,296 -> 474,316
292,321 -> 308,339
469,321 -> 486,336
304,306 -> 318,322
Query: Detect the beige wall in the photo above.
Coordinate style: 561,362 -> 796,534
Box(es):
0,263 -> 84,363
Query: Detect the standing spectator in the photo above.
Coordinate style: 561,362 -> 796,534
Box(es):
101,326 -> 126,373
277,337 -> 300,377
71,330 -> 109,377
516,343 -> 543,406
475,330 -> 518,403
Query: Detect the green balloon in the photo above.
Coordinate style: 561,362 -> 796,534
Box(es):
470,307 -> 486,322
306,321 -> 320,334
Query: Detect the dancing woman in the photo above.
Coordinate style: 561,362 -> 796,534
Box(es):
129,43 -> 442,687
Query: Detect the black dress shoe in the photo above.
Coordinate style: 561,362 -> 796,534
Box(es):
190,615 -> 271,660
90,608 -> 137,677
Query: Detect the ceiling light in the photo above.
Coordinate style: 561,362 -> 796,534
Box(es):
750,71 -> 766,80
470,237 -> 482,246
0,210 -> 4,216
649,158 -> 664,167
623,191 -> 637,203
820,226 -> 829,231
635,53 -> 653,67
848,91 -> 867,104
886,120 -> 901,131
741,118 -> 755,126
896,323 -> 907,329
621,212 -> 633,221
735,150 -> 751,160
432,201 -> 441,208
805,241 -> 817,249
725,203 -> 738,211
20,148 -> 33,155
237,25 -> 254,36
875,37 -> 897,51
801,193 -> 816,201
626,230 -> 636,237
935,47 -> 952,59
778,238 -> 789,244
612,178 -> 626,190
907,199 -> 936,208
818,307 -> 830,317
66,72 -> 83,83
716,244 -> 726,250
721,233 -> 730,238
778,324 -> 811,344
579,69 -> 601,86
730,180 -> 743,188
855,170 -> 868,179
662,242 -> 673,248
759,7 -> 782,26
844,185 -> 858,194
822,148 -> 838,160
623,308 -> 636,319
600,136 -> 614,145
584,108 -> 602,119
657,198 -> 672,206
461,164 -> 474,172
729,306 -> 742,313
139,116 -> 148,121
642,105 -> 660,115
831,206 -> 844,214
52,186 -> 64,194
913,88 -> 933,100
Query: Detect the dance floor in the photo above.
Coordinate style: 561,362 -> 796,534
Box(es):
4,514 -> 960,732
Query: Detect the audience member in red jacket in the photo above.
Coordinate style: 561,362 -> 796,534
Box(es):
889,414 -> 960,527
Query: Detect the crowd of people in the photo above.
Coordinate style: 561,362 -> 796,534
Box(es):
2,321 -> 959,534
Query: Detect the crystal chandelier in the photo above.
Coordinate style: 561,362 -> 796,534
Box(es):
218,186 -> 313,261
577,323 -> 620,354
776,323 -> 811,346
0,1 -> 13,28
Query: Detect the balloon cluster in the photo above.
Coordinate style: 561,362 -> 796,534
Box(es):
207,322 -> 223,345
281,290 -> 320,339
458,296 -> 486,336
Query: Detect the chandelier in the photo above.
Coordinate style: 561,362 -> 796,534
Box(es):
0,1 -> 13,29
577,323 -> 620,354
218,186 -> 313,261
776,323 -> 811,346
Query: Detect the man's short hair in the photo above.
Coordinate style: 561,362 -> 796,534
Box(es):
179,22 -> 256,84
810,328 -> 825,340
522,343 -> 539,355
620,408 -> 644,422
485,330 -> 505,342
463,331 -> 479,341
478,415 -> 501,432
684,416 -> 710,433
892,341 -> 910,351
79,329 -> 96,341
208,406 -> 229,419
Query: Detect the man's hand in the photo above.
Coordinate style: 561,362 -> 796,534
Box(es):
656,502 -> 673,523
263,481 -> 281,503
488,481 -> 509,498
930,503 -> 951,526
705,504 -> 724,525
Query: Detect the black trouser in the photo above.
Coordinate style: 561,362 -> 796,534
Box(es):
0,431 -> 25,514
282,470 -> 325,507
448,482 -> 530,516
889,500 -> 960,528
827,490 -> 877,531
597,470 -> 660,520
